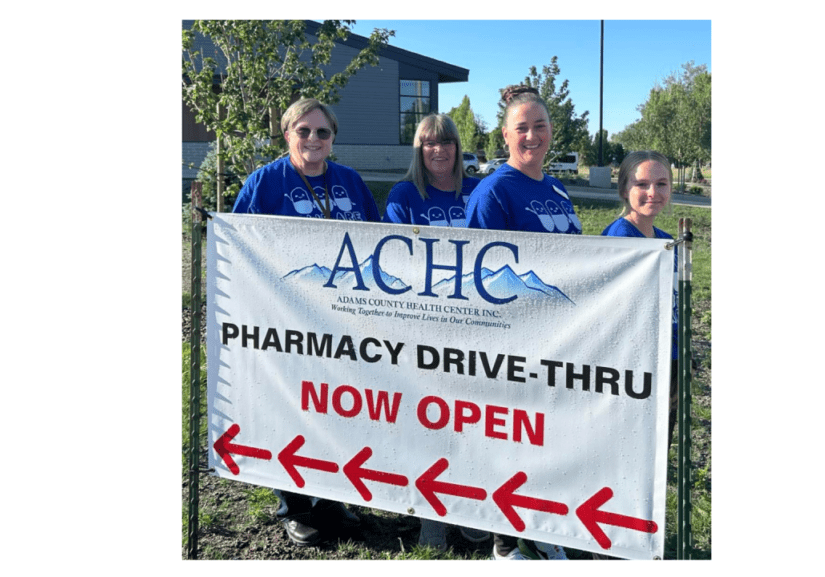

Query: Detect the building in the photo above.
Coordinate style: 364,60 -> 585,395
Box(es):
182,20 -> 469,189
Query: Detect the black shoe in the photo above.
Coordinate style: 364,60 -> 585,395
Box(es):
281,516 -> 322,547
315,502 -> 361,529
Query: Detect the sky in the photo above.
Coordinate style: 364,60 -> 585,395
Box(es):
351,20 -> 711,139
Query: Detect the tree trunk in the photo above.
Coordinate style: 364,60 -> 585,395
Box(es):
216,103 -> 225,212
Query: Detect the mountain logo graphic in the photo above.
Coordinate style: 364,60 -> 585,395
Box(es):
282,257 -> 574,305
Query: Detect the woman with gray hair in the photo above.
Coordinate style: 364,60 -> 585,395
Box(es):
233,97 -> 379,221
233,98 -> 379,547
383,113 -> 480,227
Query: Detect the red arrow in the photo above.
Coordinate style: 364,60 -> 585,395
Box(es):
576,487 -> 659,550
213,424 -> 273,475
492,471 -> 569,531
343,447 -> 409,501
415,458 -> 487,516
277,435 -> 339,488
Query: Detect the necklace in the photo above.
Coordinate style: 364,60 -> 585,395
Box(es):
294,161 -> 331,218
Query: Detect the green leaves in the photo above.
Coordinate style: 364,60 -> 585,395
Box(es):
615,62 -> 711,169
498,58 -> 590,166
182,20 -> 392,192
446,95 -> 481,154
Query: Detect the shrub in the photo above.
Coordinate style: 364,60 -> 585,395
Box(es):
194,142 -> 242,211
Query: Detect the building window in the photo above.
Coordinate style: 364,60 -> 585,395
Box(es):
400,80 -> 431,144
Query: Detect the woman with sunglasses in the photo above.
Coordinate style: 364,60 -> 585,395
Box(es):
232,98 -> 378,547
233,98 -> 379,221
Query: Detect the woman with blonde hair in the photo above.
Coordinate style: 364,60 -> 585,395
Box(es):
466,85 -> 581,561
466,85 -> 581,234
383,114 -> 480,227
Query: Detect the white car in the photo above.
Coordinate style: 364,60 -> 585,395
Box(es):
479,157 -> 507,175
463,153 -> 480,174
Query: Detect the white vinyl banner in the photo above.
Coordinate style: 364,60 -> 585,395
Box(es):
206,213 -> 675,560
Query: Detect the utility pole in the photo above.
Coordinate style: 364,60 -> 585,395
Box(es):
599,20 -> 604,167
589,21 -> 611,188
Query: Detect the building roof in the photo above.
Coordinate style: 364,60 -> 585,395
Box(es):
303,21 -> 468,84
182,20 -> 469,84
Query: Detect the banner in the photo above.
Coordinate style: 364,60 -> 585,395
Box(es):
206,213 -> 674,560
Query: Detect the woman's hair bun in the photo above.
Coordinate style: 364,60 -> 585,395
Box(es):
501,84 -> 540,104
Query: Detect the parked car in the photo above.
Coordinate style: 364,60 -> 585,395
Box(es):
546,152 -> 579,175
480,157 -> 507,175
463,152 -> 479,174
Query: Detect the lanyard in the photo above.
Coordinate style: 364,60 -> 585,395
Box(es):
293,161 -> 331,219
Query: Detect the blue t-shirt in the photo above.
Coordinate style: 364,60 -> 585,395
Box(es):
465,164 -> 582,234
601,217 -> 672,241
602,217 -> 678,360
382,178 -> 480,227
232,156 -> 380,222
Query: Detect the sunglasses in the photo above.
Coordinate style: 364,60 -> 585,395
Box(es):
293,127 -> 333,140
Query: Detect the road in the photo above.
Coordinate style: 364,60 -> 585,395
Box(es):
565,185 -> 711,207
359,172 -> 711,208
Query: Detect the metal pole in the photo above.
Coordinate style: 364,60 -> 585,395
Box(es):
598,20 -> 604,167
676,218 -> 694,560
187,181 -> 205,560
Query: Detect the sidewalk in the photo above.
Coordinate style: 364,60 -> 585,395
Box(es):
359,171 -> 405,182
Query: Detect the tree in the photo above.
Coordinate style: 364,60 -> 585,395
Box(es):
474,113 -> 489,154
485,126 -> 506,161
584,129 -> 625,167
495,58 -> 590,168
446,95 -> 482,154
182,20 -> 392,201
614,61 -> 711,188
609,138 -> 626,167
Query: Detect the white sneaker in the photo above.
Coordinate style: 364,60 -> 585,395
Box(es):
492,546 -> 528,560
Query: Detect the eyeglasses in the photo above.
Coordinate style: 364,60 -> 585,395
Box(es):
293,127 -> 333,140
422,139 -> 456,149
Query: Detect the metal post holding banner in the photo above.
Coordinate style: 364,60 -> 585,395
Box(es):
676,218 -> 694,559
187,182 -> 205,560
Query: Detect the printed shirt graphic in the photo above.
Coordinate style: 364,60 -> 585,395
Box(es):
465,164 -> 582,234
382,178 -> 480,227
602,217 -> 678,360
232,156 -> 380,222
